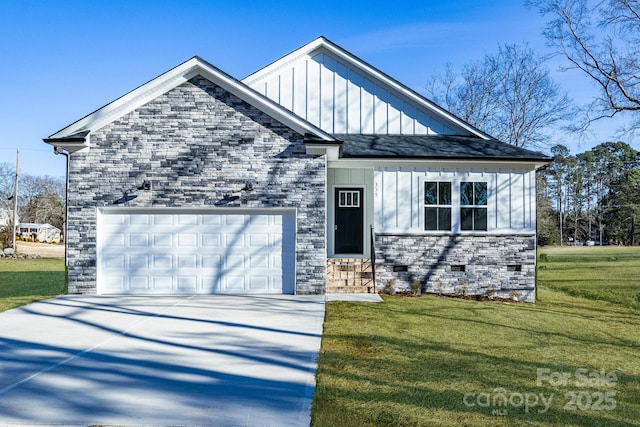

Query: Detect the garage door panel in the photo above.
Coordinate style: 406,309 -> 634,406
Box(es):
151,276 -> 173,291
249,254 -> 269,268
103,276 -> 125,291
153,234 -> 173,247
221,276 -> 245,292
178,214 -> 198,225
249,276 -> 269,290
177,276 -> 198,291
152,214 -> 173,225
249,233 -> 268,248
152,254 -> 172,269
201,254 -> 222,267
103,254 -> 125,269
177,255 -> 197,268
98,210 -> 294,295
225,254 -> 246,270
129,234 -> 150,247
130,277 -> 150,290
130,215 -> 150,225
202,234 -> 222,247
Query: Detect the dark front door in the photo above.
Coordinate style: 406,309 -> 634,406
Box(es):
335,188 -> 364,254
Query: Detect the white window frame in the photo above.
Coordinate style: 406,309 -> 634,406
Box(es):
338,190 -> 361,208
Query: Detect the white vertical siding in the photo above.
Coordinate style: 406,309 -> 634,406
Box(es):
510,172 -> 525,229
292,61 -> 307,117
374,168 -> 537,234
382,168 -> 398,229
334,61 -> 348,133
361,78 -> 375,133
280,69 -> 293,111
320,54 -> 335,131
374,85 -> 388,134
388,94 -> 402,134
374,169 -> 383,229
347,70 -> 362,133
397,171 -> 412,230
496,173 -> 511,229
307,54 -> 321,127
266,76 -> 279,103
528,171 -> 536,229
245,49 -> 463,136
402,103 -> 417,134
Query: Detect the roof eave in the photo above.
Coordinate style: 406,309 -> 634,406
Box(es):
340,155 -> 552,168
43,132 -> 90,153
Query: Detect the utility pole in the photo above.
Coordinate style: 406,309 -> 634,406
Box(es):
12,150 -> 19,253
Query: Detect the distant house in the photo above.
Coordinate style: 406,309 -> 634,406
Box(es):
44,37 -> 550,300
0,208 -> 18,230
18,223 -> 62,243
0,208 -> 9,228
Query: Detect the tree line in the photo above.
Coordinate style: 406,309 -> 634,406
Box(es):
538,142 -> 640,246
0,162 -> 64,247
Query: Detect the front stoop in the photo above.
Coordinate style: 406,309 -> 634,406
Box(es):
326,258 -> 375,293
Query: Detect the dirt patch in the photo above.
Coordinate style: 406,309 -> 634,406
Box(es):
16,242 -> 65,259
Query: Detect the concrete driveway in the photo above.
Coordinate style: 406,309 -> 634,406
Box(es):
0,295 -> 325,426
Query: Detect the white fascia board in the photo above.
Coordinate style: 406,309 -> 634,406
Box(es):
305,143 -> 341,160
49,56 -> 335,143
328,158 -> 548,170
48,59 -> 198,139
243,37 -> 327,85
243,37 -> 491,139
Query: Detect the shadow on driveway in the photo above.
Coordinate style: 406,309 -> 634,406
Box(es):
0,295 -> 325,426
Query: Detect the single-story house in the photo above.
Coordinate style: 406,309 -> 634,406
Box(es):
44,37 -> 550,301
18,223 -> 62,243
0,208 -> 10,229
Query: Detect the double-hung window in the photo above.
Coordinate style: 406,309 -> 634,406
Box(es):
460,182 -> 488,231
424,182 -> 451,231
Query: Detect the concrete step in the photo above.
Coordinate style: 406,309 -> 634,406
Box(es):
325,285 -> 375,294
327,258 -> 375,293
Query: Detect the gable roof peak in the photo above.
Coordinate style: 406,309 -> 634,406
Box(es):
243,37 -> 493,140
44,54 -> 337,152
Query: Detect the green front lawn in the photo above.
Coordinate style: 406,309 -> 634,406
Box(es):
0,258 -> 66,312
313,247 -> 640,426
538,246 -> 640,309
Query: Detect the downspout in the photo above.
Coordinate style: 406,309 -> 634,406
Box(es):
53,146 -> 70,270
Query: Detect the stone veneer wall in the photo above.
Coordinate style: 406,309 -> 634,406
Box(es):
374,234 -> 536,302
66,76 -> 326,294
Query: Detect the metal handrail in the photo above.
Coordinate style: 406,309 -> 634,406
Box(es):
370,225 -> 376,293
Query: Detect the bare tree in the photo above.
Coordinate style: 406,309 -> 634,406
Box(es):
0,163 -> 16,248
530,0 -> 640,130
427,43 -> 573,148
19,175 -> 65,230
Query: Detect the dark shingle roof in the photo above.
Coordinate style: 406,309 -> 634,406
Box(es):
333,134 -> 551,161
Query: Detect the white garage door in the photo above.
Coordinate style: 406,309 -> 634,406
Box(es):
97,208 -> 295,295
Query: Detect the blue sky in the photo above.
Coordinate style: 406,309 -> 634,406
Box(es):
0,0 -> 634,177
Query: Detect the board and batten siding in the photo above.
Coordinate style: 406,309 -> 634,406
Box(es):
247,49 -> 458,136
374,168 -> 537,234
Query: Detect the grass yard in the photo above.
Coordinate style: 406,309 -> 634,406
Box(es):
312,247 -> 640,426
0,258 -> 67,312
538,246 -> 640,310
